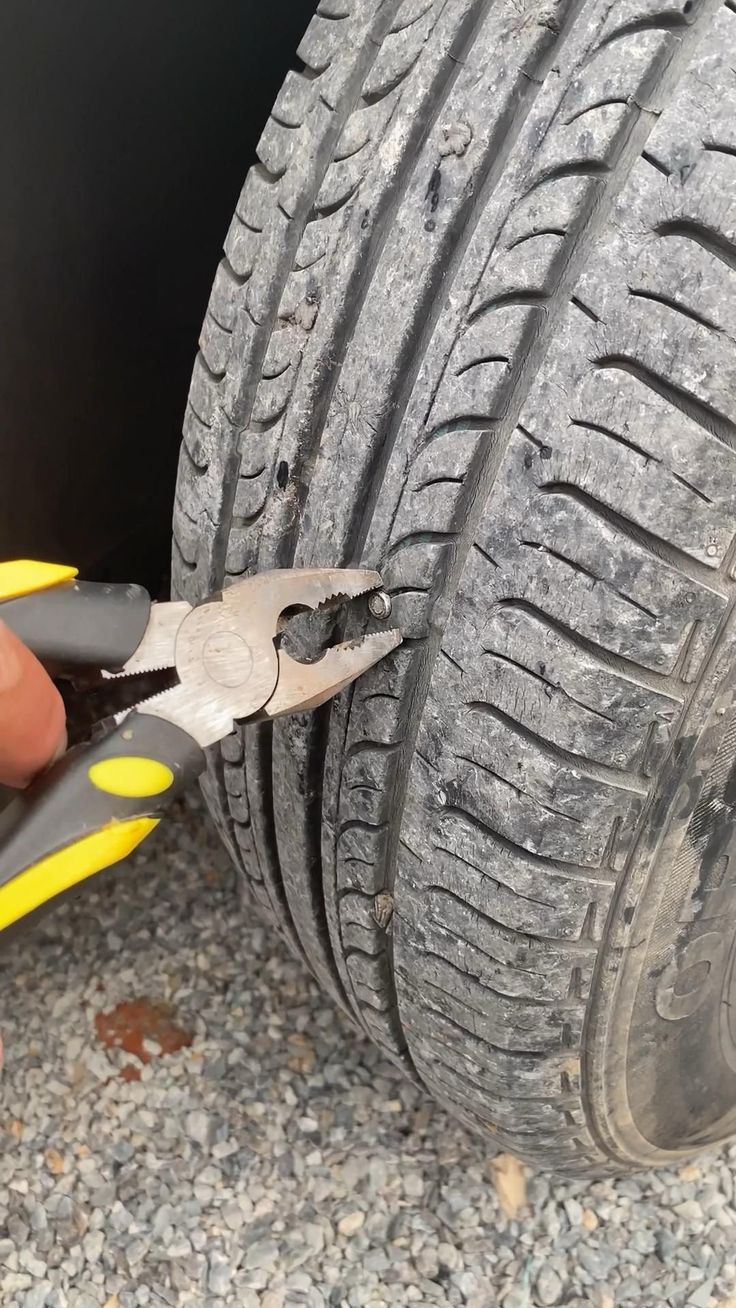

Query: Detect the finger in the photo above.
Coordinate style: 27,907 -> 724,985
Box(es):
0,621 -> 66,788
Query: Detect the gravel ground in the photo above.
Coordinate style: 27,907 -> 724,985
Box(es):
3,794 -> 736,1308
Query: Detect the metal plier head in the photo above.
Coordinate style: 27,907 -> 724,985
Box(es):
122,567 -> 401,745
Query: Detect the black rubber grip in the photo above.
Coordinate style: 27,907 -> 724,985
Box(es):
0,580 -> 152,671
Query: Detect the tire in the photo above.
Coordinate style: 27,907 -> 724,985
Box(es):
173,0 -> 736,1174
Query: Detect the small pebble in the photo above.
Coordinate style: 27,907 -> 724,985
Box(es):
536,1266 -> 564,1305
207,1251 -> 231,1295
337,1212 -> 365,1238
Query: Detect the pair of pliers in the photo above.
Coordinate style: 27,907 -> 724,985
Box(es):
0,560 -> 400,935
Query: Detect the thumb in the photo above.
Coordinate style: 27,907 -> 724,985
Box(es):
0,621 -> 66,788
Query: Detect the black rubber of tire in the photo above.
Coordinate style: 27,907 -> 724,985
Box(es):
173,0 -> 736,1174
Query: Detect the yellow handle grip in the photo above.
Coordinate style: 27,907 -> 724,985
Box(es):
0,560 -> 78,603
0,712 -> 204,934
0,817 -> 158,932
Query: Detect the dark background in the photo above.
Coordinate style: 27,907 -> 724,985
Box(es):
0,2 -> 309,593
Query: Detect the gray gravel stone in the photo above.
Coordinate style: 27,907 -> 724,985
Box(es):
186,1109 -> 213,1149
687,1278 -> 716,1307
207,1249 -> 232,1295
2,797 -> 736,1306
578,1245 -> 620,1280
536,1266 -> 564,1304
244,1238 -> 281,1272
22,1285 -> 52,1308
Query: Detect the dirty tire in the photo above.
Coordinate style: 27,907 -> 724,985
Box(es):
173,0 -> 736,1173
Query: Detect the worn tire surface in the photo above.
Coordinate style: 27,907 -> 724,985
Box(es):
173,0 -> 736,1173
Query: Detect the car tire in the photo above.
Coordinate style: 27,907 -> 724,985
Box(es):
173,0 -> 736,1174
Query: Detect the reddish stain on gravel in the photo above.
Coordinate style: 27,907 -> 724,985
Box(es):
95,999 -> 193,1070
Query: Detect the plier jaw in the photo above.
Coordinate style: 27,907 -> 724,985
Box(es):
123,566 -> 401,747
262,629 -> 401,720
0,563 -> 400,935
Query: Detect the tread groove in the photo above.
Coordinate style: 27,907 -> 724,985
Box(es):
540,478 -> 731,585
564,96 -> 631,125
569,416 -> 656,463
480,647 -> 618,725
408,944 -> 574,1008
655,218 -> 736,272
627,285 -> 722,333
455,749 -> 586,822
436,811 -> 617,884
407,997 -> 549,1059
468,289 -> 550,322
462,701 -> 647,790
596,11 -> 691,52
496,598 -> 677,691
520,537 -> 660,621
425,884 -> 600,950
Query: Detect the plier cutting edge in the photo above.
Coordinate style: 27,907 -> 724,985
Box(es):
0,560 -> 401,935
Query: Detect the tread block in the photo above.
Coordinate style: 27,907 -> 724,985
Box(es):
463,441 -> 729,676
235,166 -> 278,230
271,69 -> 316,128
199,313 -> 231,377
232,468 -> 272,522
398,946 -> 583,1052
188,352 -> 220,427
407,892 -> 596,1003
361,3 -> 438,101
471,232 -> 567,314
207,259 -> 244,333
182,404 -> 213,470
464,600 -> 681,771
401,797 -> 615,937
250,362 -> 296,426
400,992 -> 577,1094
429,307 -> 539,429
630,233 -> 736,341
256,116 -> 298,178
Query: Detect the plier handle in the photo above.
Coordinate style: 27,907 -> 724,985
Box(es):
0,560 -> 400,935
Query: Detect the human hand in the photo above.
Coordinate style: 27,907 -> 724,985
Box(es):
0,620 -> 66,788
